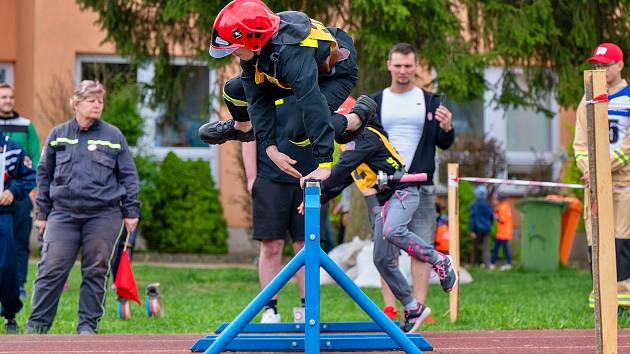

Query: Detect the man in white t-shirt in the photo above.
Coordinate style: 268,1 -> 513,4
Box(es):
369,43 -> 455,324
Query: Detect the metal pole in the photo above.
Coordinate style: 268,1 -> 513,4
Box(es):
303,180 -> 321,354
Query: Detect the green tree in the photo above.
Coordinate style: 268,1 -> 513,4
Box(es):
102,85 -> 144,146
77,0 -> 630,111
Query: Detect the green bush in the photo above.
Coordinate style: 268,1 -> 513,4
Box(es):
139,152 -> 228,254
133,153 -> 161,243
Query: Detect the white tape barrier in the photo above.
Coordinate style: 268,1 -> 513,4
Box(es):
452,176 -> 630,191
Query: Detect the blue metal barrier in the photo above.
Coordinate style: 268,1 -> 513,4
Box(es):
192,181 -> 431,353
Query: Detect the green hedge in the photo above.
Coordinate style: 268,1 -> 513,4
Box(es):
136,152 -> 228,254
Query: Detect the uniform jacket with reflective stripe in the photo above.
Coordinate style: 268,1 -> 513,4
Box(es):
320,125 -> 411,205
573,79 -> 630,184
240,11 -> 356,164
36,118 -> 140,220
0,133 -> 36,213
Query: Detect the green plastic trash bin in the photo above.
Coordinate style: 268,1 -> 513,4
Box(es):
515,198 -> 567,271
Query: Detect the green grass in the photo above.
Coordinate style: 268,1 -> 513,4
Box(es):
14,263 -> 630,334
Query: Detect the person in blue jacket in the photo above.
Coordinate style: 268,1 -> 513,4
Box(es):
0,132 -> 36,333
469,185 -> 495,268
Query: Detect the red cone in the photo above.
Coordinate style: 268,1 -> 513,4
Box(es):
114,250 -> 141,305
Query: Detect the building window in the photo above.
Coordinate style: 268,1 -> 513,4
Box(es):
447,98 -> 484,138
80,61 -> 136,89
75,55 -> 219,182
0,63 -> 14,86
484,67 -> 560,180
155,65 -> 210,148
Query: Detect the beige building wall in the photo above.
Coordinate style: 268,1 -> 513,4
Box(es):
0,0 -> 248,229
0,0 -> 583,231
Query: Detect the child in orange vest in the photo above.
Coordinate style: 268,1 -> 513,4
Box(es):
491,192 -> 512,271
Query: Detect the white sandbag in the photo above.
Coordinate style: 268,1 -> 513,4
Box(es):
320,236 -> 368,284
353,242 -> 381,287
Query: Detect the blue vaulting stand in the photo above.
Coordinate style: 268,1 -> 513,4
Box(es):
191,181 -> 432,353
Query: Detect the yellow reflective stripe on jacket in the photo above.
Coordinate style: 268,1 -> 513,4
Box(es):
256,18 -> 337,89
255,68 -> 292,89
49,137 -> 78,147
574,150 -> 589,161
613,148 -> 629,166
223,91 -> 248,107
301,19 -> 336,47
290,138 -> 311,147
87,139 -> 121,150
367,127 -> 405,168
274,99 -> 284,105
318,162 -> 333,168
352,163 -> 377,192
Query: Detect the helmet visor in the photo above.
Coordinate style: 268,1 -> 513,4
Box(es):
209,46 -> 237,58
209,30 -> 238,58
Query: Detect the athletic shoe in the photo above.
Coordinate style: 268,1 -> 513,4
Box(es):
336,95 -> 377,144
293,306 -> 305,323
78,327 -> 96,335
400,304 -> 431,333
23,325 -> 48,334
261,308 -> 281,323
433,255 -> 458,293
198,119 -> 255,145
383,306 -> 398,321
499,264 -> 512,271
4,319 -> 18,334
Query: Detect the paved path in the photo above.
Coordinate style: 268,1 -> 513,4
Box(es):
3,329 -> 630,353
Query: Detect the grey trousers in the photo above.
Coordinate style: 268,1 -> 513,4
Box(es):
372,186 -> 441,306
27,209 -> 123,332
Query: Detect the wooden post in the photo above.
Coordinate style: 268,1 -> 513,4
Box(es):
448,163 -> 460,322
584,69 -> 617,354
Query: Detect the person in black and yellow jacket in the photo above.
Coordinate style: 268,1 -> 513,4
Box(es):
300,117 -> 457,333
201,0 -> 377,184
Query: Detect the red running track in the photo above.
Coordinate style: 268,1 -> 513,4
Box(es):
2,329 -> 630,353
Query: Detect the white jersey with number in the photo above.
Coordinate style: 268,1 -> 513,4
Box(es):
609,86 -> 630,152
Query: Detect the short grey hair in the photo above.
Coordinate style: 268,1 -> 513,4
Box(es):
70,80 -> 106,109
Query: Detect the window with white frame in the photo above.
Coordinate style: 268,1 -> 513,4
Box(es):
0,63 -> 14,86
434,67 -> 560,192
76,55 -> 219,181
154,65 -> 210,148
446,97 -> 484,138
484,67 -> 560,181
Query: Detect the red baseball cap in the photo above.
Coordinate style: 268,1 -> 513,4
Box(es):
587,43 -> 624,64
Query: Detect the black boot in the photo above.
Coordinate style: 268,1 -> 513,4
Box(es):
336,95 -> 377,144
199,119 -> 255,145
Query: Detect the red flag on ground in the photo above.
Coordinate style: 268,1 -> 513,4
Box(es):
114,250 -> 141,305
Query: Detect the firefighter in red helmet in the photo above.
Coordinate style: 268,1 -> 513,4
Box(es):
200,0 -> 376,181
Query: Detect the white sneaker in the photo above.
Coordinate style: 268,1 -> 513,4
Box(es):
500,264 -> 512,271
293,307 -> 305,323
261,308 -> 281,323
